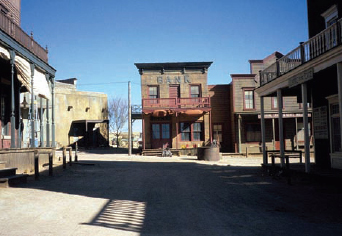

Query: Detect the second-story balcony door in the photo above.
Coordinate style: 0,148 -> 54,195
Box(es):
169,85 -> 180,106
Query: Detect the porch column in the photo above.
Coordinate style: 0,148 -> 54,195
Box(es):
260,96 -> 267,165
142,115 -> 145,150
238,114 -> 242,153
30,63 -> 35,148
10,50 -> 15,148
337,63 -> 342,150
272,118 -> 276,150
277,89 -> 285,167
17,89 -> 21,148
301,82 -> 310,173
46,75 -> 50,147
40,97 -> 44,147
51,77 -> 55,148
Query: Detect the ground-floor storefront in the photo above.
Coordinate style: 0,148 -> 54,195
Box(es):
142,111 -> 211,150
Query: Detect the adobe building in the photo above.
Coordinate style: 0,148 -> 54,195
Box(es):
54,78 -> 109,149
135,62 -> 213,150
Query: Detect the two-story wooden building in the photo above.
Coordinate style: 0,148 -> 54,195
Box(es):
135,62 -> 213,150
231,52 -> 312,154
256,0 -> 342,171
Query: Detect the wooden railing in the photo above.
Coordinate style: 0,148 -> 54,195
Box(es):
260,18 -> 342,86
142,97 -> 210,109
0,12 -> 48,63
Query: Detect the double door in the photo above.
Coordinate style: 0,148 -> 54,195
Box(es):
151,123 -> 171,149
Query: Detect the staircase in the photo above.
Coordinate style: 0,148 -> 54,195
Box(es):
0,162 -> 28,188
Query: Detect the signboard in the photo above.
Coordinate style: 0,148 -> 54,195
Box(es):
154,75 -> 191,84
258,113 -> 311,119
289,68 -> 314,88
313,106 -> 328,139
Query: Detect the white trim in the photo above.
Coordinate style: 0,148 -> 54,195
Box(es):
321,4 -> 338,27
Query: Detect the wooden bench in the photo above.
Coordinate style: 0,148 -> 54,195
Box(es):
266,150 -> 302,184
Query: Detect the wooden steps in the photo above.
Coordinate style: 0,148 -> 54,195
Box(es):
0,167 -> 28,188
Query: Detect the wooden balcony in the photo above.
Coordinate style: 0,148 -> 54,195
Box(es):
0,12 -> 48,63
142,97 -> 210,110
260,18 -> 342,86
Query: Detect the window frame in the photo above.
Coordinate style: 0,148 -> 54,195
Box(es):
243,88 -> 255,110
212,123 -> 223,143
179,122 -> 203,141
148,86 -> 159,99
189,84 -> 201,98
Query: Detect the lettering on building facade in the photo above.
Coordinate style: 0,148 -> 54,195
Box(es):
289,68 -> 314,88
156,75 -> 191,84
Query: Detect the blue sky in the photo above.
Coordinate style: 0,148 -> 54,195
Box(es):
21,0 -> 308,132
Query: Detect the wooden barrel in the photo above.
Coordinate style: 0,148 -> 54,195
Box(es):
197,147 -> 220,161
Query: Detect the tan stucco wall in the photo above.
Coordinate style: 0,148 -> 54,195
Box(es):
55,82 -> 108,148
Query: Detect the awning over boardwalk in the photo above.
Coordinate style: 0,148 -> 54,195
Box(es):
0,45 -> 51,99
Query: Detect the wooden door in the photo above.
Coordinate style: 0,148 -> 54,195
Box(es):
151,123 -> 172,149
169,85 -> 180,106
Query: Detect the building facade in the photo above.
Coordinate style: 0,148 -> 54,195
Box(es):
256,0 -> 342,170
55,78 -> 109,148
0,0 -> 56,149
231,52 -> 312,154
208,84 -> 232,152
135,62 -> 213,150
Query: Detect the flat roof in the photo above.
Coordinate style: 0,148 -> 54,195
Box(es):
134,62 -> 213,70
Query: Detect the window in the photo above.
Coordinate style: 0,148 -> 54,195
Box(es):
0,96 -> 8,136
161,124 -> 170,139
148,86 -> 158,99
213,124 -> 222,143
245,123 -> 261,142
244,89 -> 254,110
330,103 -> 341,152
271,97 -> 278,109
321,5 -> 338,28
180,123 -> 191,141
152,124 -> 160,139
190,85 -> 200,98
193,123 -> 202,141
180,122 -> 203,141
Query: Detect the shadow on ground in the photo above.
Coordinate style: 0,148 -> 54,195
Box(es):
19,157 -> 342,235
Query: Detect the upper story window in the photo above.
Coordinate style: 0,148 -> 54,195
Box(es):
148,86 -> 158,99
190,85 -> 201,98
243,89 -> 254,110
321,5 -> 338,28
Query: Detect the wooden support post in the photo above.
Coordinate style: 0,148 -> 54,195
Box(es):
69,148 -> 72,166
62,147 -> 66,169
48,152 -> 53,176
34,150 -> 39,180
75,142 -> 78,162
246,147 -> 248,158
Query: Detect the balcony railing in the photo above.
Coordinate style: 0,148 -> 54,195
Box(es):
142,97 -> 210,109
0,12 -> 48,63
260,18 -> 342,86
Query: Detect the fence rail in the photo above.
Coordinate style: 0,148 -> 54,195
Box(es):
142,97 -> 210,109
260,18 -> 342,86
0,12 -> 48,63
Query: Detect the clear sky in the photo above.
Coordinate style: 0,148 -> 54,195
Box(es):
21,0 -> 308,132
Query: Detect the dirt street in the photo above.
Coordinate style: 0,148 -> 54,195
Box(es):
1,150 -> 342,236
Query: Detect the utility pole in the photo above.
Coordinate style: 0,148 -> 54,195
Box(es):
128,81 -> 132,156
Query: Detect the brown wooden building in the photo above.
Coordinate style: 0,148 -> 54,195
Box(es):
231,52 -> 312,153
256,0 -> 342,171
135,62 -> 213,150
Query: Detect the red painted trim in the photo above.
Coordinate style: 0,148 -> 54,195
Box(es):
179,121 -> 204,142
